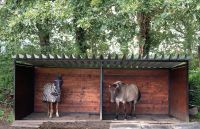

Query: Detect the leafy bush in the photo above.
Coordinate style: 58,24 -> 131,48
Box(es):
6,111 -> 14,123
0,109 -> 4,120
194,112 -> 200,119
190,112 -> 200,122
189,58 -> 199,70
0,87 -> 14,107
0,108 -> 13,123
0,54 -> 14,107
189,70 -> 200,107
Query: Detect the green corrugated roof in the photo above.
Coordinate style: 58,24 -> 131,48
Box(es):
13,54 -> 190,69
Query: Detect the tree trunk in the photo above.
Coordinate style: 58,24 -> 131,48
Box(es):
36,23 -> 50,54
73,1 -> 88,55
137,12 -> 151,57
184,23 -> 193,56
75,27 -> 87,54
198,46 -> 200,67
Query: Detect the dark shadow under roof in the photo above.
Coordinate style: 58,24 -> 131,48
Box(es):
13,54 -> 190,69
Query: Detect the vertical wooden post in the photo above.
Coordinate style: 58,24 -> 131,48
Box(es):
100,62 -> 103,120
186,61 -> 189,122
168,69 -> 171,115
13,59 -> 16,120
169,64 -> 189,121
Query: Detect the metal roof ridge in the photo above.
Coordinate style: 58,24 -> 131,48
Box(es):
12,53 -> 191,60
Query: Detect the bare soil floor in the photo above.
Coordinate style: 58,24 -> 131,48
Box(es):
0,121 -> 14,129
23,113 -> 100,120
7,113 -> 200,129
23,113 -> 181,123
40,121 -> 110,129
5,120 -> 200,129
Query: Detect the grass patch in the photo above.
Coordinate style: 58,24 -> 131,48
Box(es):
0,109 -> 5,120
6,111 -> 14,123
0,107 -> 14,123
190,112 -> 200,122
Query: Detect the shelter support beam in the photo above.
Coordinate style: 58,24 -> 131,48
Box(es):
169,64 -> 189,121
100,62 -> 103,120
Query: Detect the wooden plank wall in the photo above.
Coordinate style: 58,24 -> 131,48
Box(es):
34,68 -> 100,113
170,66 -> 189,121
103,69 -> 169,115
15,64 -> 34,120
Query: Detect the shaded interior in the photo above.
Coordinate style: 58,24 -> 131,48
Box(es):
15,63 -> 188,121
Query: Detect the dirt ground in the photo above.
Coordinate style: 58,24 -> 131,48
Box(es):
3,114 -> 200,129
0,121 -> 110,129
2,120 -> 200,129
0,121 -> 14,129
8,114 -> 184,129
40,121 -> 110,129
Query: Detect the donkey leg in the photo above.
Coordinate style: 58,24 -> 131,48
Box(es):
129,101 -> 133,117
56,102 -> 59,117
133,101 -> 136,118
49,102 -> 53,118
47,102 -> 49,117
123,103 -> 127,119
115,102 -> 119,120
47,102 -> 50,117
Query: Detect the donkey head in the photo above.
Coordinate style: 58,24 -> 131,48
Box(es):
54,74 -> 63,92
109,81 -> 123,103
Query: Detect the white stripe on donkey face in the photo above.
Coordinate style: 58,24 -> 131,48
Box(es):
109,81 -> 141,120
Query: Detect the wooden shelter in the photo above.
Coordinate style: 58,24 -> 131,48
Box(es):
13,54 -> 190,121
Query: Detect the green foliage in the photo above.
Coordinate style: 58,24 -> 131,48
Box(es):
1,0 -> 200,56
0,54 -> 14,107
194,112 -> 200,119
0,109 -> 4,120
6,111 -> 14,123
0,0 -> 200,113
152,0 -> 200,55
190,112 -> 200,121
0,56 -> 13,88
189,57 -> 199,70
0,0 -> 138,55
189,70 -> 200,107
0,0 -> 74,55
0,108 -> 13,123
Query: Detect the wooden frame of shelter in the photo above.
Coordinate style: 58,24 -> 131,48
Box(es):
13,54 -> 190,121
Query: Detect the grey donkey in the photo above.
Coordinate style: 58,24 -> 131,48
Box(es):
109,81 -> 141,119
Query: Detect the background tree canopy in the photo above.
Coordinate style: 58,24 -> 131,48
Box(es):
0,0 -> 200,106
0,0 -> 200,56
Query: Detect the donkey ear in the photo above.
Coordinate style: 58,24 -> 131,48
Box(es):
116,83 -> 121,89
117,81 -> 123,85
121,82 -> 125,85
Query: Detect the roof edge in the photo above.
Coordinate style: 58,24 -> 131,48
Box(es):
12,54 -> 191,61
